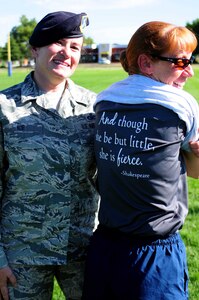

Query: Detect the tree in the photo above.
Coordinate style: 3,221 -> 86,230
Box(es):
84,36 -> 95,46
0,45 -> 8,65
10,15 -> 37,64
186,19 -> 199,58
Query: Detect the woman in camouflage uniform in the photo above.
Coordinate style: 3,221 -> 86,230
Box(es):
0,11 -> 99,300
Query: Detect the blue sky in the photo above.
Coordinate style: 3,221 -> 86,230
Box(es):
0,0 -> 199,47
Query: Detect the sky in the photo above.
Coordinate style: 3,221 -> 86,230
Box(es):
0,0 -> 199,47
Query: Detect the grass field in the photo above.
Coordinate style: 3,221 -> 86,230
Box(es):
0,64 -> 199,300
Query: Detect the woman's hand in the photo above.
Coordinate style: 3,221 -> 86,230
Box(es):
189,140 -> 199,158
0,267 -> 17,300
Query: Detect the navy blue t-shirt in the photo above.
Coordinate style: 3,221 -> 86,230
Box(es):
95,101 -> 188,237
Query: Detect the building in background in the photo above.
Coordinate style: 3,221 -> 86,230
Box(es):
81,43 -> 127,63
98,43 -> 112,64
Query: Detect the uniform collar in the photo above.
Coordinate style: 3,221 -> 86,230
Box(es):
21,71 -> 89,108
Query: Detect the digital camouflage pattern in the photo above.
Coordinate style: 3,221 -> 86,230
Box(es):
8,262 -> 85,299
0,72 -> 99,268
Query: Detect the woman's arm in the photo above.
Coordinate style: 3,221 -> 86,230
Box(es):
183,140 -> 199,179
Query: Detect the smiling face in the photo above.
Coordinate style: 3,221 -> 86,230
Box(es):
31,37 -> 83,90
138,50 -> 194,90
149,51 -> 194,89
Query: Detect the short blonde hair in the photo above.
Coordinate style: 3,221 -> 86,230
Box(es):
120,21 -> 198,74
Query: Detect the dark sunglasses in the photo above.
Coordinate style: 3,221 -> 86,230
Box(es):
152,55 -> 195,69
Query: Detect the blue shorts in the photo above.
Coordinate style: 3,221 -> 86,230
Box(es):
82,226 -> 189,300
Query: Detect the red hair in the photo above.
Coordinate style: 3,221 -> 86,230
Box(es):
120,21 -> 197,74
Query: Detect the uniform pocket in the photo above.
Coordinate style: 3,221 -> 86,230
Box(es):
4,123 -> 44,171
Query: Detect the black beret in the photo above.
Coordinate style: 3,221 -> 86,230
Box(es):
29,11 -> 89,47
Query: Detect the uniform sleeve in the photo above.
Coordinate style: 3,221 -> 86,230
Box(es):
0,122 -> 8,268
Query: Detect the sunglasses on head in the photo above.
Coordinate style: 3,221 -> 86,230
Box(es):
152,55 -> 195,69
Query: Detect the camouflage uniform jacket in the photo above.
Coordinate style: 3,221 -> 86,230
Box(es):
0,72 -> 99,267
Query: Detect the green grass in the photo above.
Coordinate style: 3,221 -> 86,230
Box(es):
72,63 -> 127,92
0,63 -> 127,92
173,64 -> 199,295
0,64 -> 199,300
181,177 -> 199,299
183,67 -> 199,101
0,67 -> 31,90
